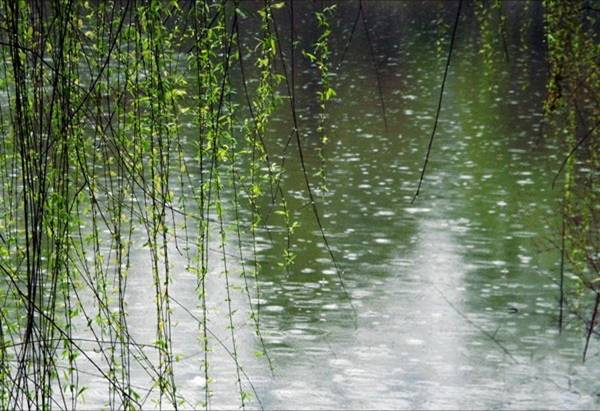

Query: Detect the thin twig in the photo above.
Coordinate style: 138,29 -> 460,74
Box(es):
412,0 -> 462,203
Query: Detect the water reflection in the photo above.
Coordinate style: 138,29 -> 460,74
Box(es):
237,2 -> 600,409
67,2 -> 600,408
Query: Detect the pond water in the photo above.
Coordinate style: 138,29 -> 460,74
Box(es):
74,2 -> 600,409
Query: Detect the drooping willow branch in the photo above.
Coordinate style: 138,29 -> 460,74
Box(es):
412,0 -> 462,203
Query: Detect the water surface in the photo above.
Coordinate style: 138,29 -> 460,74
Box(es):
76,2 -> 600,409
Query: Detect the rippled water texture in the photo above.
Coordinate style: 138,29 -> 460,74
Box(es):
74,2 -> 600,409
